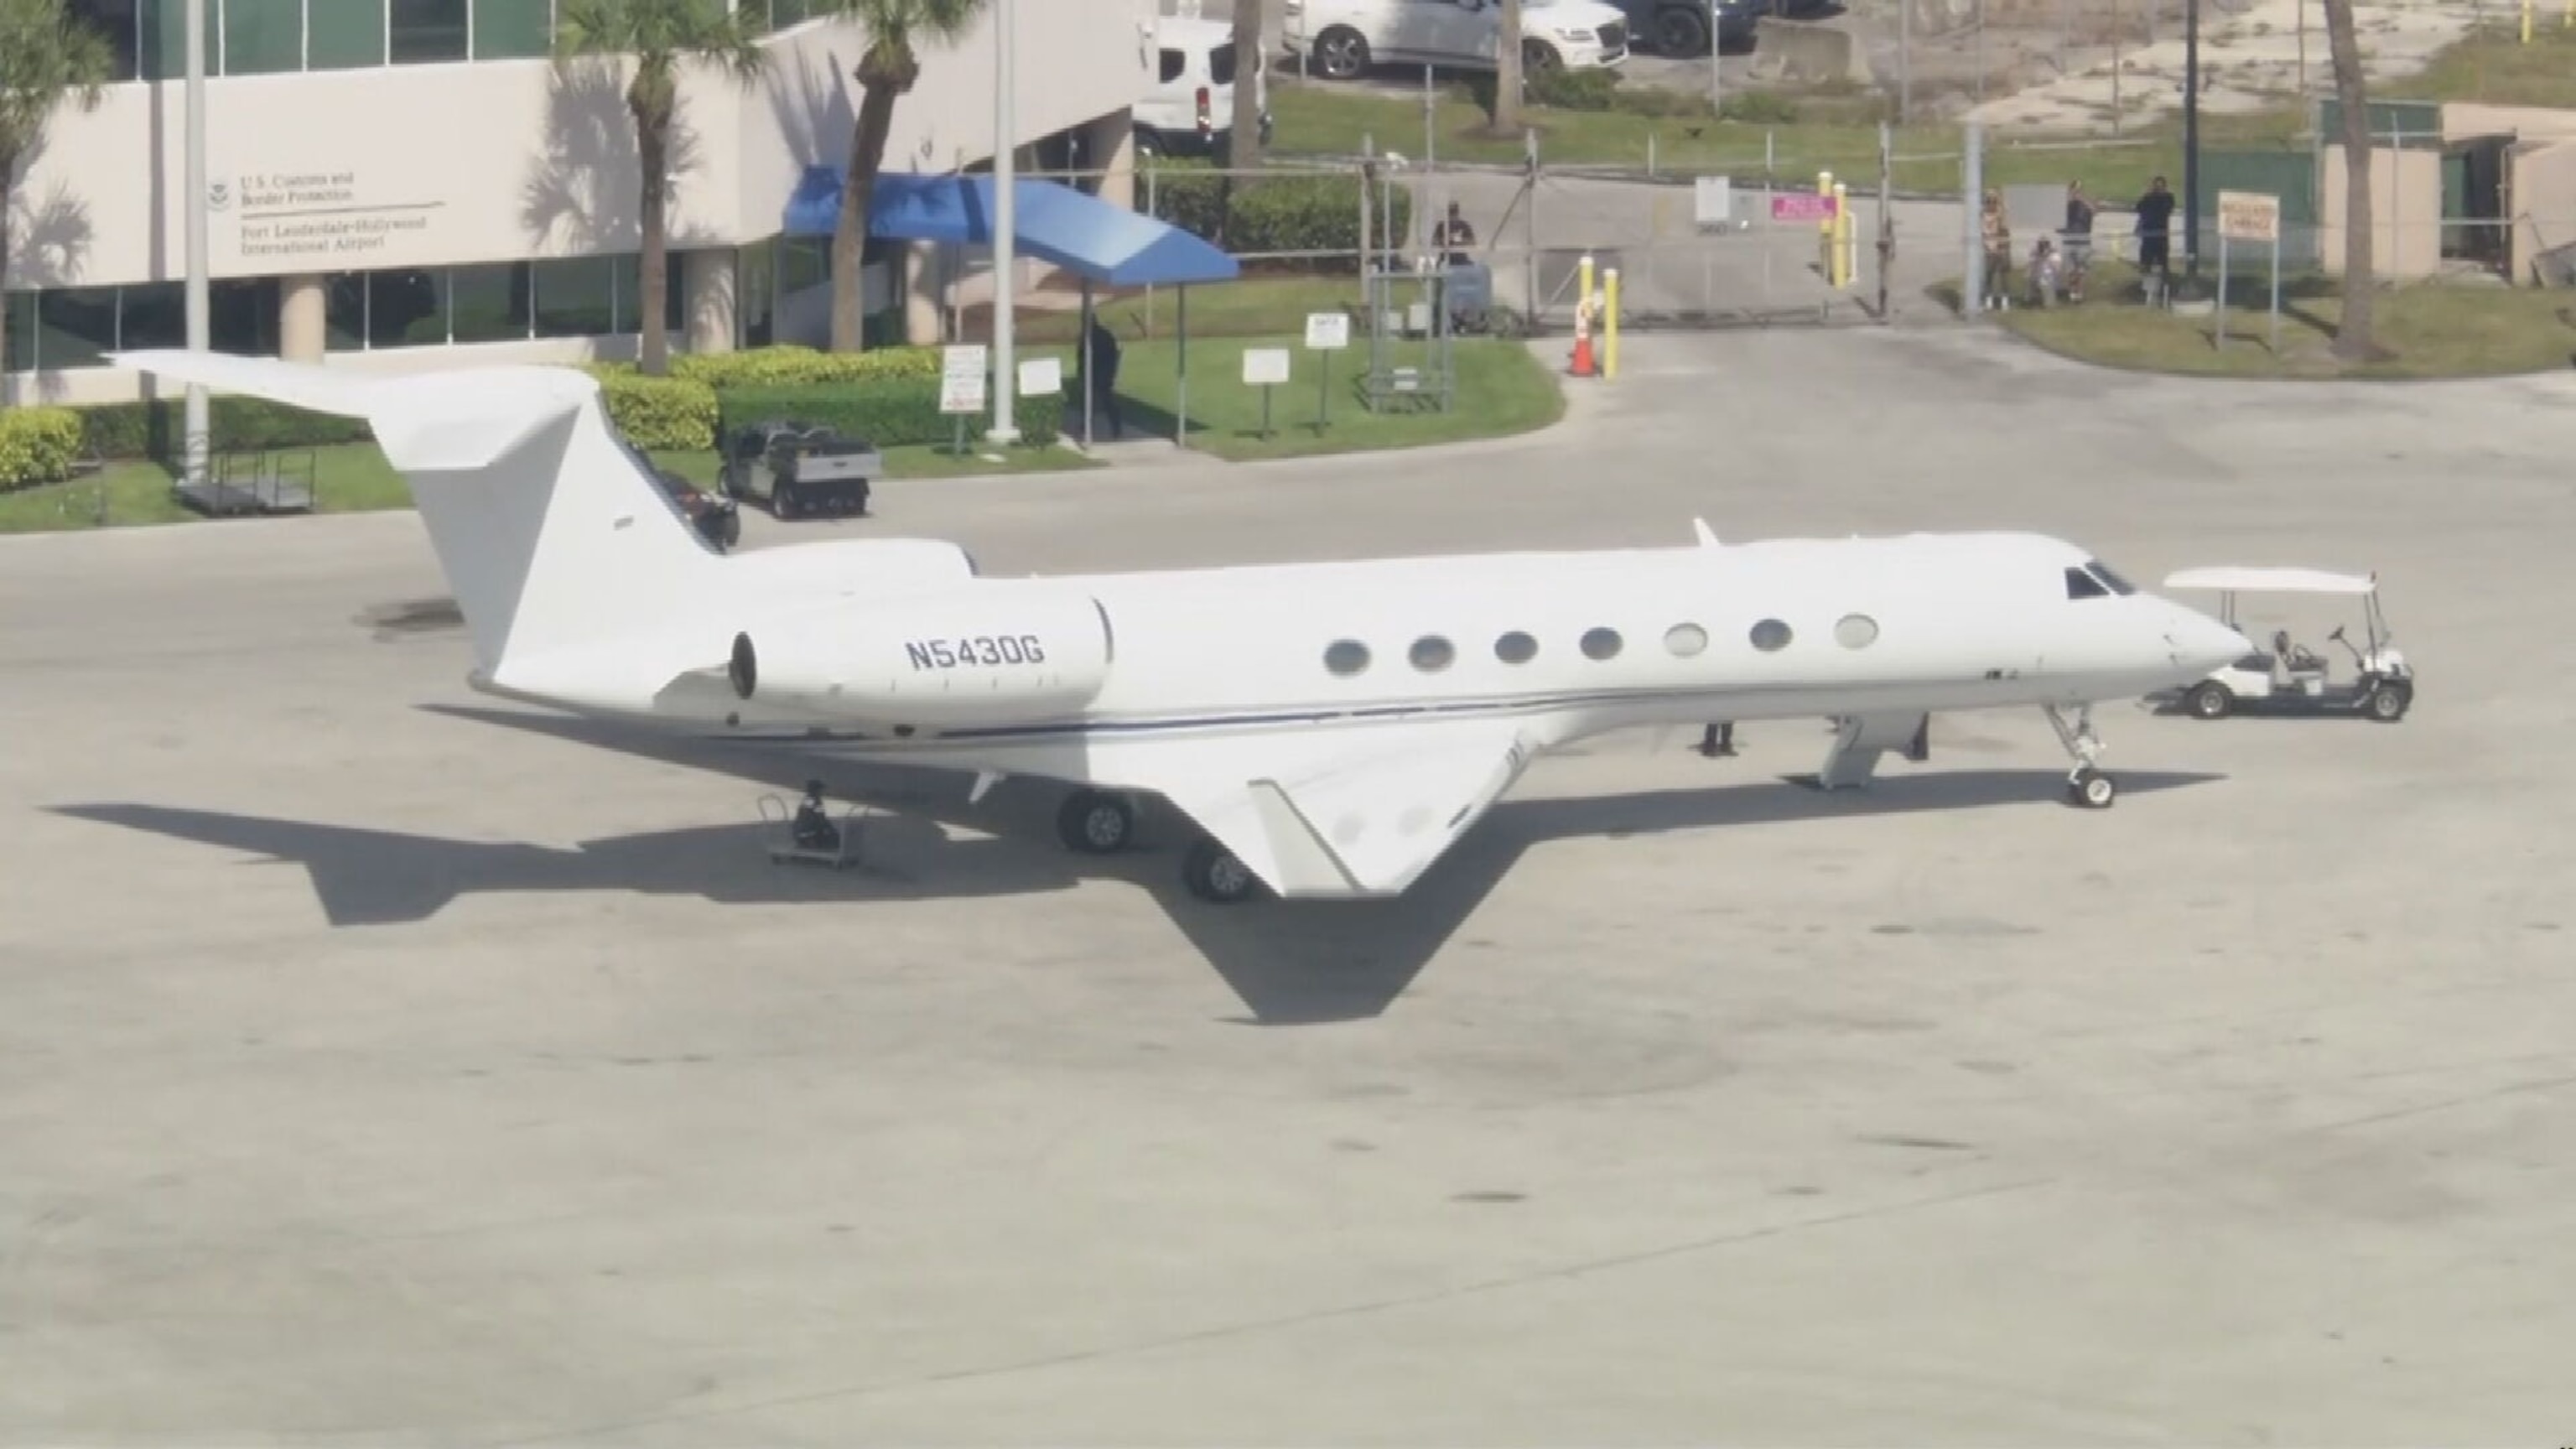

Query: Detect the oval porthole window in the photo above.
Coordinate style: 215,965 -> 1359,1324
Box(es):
1324,640 -> 1371,675
1665,623 -> 1709,657
1581,626 -> 1623,661
1410,635 -> 1456,672
1495,631 -> 1538,664
1749,619 -> 1792,652
1835,614 -> 1879,649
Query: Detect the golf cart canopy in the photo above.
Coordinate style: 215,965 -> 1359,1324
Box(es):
2163,567 -> 2376,595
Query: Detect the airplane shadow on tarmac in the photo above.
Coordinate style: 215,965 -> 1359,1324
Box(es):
55,705 -> 2224,1026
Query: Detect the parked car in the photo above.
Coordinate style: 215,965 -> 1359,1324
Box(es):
1609,0 -> 1757,56
1133,13 -> 1266,158
1284,0 -> 1633,80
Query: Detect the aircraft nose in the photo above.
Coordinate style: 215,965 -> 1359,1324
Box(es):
2164,605 -> 2250,672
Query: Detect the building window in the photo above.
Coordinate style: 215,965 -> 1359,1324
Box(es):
3,294 -> 36,373
309,0 -> 387,67
325,274 -> 369,351
449,262 -> 532,342
1664,622 -> 1708,657
210,278 -> 282,355
474,0 -> 552,60
610,252 -> 688,336
778,236 -> 832,297
769,0 -> 813,26
34,289 -> 117,368
1323,640 -> 1370,676
1408,636 -> 1454,673
1580,626 -> 1622,661
223,0 -> 304,75
736,0 -> 772,32
1749,619 -> 1792,652
1494,631 -> 1536,664
391,0 -> 470,63
1835,614 -> 1879,649
368,269 -> 449,347
534,256 -> 615,338
119,283 -> 185,351
70,0 -> 143,81
140,0 -> 187,80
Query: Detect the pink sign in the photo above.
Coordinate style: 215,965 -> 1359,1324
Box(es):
1771,193 -> 1839,222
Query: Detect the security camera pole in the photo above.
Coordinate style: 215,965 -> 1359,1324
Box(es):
988,0 -> 1020,445
184,0 -> 210,487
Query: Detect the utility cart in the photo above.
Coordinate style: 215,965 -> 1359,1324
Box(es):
2162,566 -> 2415,723
718,421 -> 882,521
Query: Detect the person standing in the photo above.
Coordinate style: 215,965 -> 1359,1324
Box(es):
2132,175 -> 2177,299
2062,180 -> 2098,301
1084,316 -> 1124,440
1980,189 -> 2012,311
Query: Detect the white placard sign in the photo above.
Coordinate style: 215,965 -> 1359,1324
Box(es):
940,345 -> 989,414
1243,348 -> 1291,387
1018,356 -> 1062,396
1304,312 -> 1351,350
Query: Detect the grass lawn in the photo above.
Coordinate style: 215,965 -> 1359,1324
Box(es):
1021,332 -> 1565,463
1940,260 -> 2576,379
1265,80 -> 2308,201
958,273 -> 1368,345
2386,21 -> 2576,108
0,439 -> 1096,535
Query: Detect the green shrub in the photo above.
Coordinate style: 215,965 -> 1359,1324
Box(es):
591,371 -> 719,450
1140,155 -> 1230,244
590,345 -> 944,388
1464,65 -> 1626,117
1227,174 -> 1410,263
73,395 -> 370,461
717,377 -> 1062,451
0,406 -> 86,490
1720,91 -> 1804,125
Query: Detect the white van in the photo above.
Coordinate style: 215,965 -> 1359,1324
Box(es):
1133,14 -> 1268,158
1284,0 -> 1633,80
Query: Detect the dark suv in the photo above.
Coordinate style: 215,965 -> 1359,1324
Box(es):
1612,0 -> 1758,55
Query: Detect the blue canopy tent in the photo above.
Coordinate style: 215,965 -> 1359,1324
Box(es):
785,169 -> 1240,449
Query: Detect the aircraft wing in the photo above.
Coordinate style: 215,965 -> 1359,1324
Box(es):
1085,718 -> 1543,900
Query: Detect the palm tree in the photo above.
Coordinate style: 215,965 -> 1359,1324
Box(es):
1230,0 -> 1265,166
1492,0 -> 1525,131
554,0 -> 768,377
818,0 -> 986,352
2319,0 -> 2386,363
0,0 -> 109,406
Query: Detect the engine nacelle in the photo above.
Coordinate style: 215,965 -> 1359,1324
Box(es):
729,579 -> 1114,725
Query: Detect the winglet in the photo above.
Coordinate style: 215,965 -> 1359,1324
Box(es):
1692,517 -> 1719,547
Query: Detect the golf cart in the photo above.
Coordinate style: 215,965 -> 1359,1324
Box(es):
2162,567 -> 2414,723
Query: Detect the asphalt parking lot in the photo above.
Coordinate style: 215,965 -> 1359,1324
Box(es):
7,326 -> 2576,1445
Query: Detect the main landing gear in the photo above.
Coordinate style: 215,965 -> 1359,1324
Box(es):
1056,787 -> 1262,903
2045,704 -> 2118,808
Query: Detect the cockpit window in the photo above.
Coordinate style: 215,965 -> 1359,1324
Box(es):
2065,566 -> 2110,600
2085,559 -> 2137,595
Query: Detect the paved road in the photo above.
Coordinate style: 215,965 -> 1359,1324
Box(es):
7,328 -> 2575,1444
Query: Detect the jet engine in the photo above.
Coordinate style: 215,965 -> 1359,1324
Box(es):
727,579 -> 1114,726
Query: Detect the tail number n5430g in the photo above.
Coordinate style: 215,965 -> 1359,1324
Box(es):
906,635 -> 1047,670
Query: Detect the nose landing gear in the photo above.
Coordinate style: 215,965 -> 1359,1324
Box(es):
2045,704 -> 2118,808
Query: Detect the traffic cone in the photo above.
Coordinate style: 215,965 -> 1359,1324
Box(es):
1570,330 -> 1595,377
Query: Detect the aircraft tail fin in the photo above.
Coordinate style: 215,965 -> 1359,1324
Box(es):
113,351 -> 719,678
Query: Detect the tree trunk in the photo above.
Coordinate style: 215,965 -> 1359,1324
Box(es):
833,81 -> 903,353
1230,0 -> 1265,168
1493,0 -> 1524,131
2321,0 -> 2383,362
0,163 -> 15,407
634,104 -> 671,377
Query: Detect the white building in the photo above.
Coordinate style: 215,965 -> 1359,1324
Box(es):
3,0 -> 1156,405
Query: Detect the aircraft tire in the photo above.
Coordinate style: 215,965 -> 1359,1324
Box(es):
1057,790 -> 1136,854
2069,768 -> 2116,809
1183,836 -> 1260,904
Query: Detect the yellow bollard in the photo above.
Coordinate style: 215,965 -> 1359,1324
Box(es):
1832,183 -> 1852,288
2522,0 -> 2533,40
1603,268 -> 1621,380
1578,252 -> 1595,317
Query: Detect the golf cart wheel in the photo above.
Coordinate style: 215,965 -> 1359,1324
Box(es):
2185,680 -> 2233,720
2366,682 -> 2412,723
1654,5 -> 1711,55
1522,39 -> 1562,72
2068,768 -> 2117,809
773,487 -> 797,521
1315,26 -> 1369,80
719,510 -> 741,549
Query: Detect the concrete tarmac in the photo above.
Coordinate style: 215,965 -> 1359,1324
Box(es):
7,328 -> 2576,1446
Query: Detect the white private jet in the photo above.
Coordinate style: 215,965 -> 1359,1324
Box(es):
112,351 -> 2248,905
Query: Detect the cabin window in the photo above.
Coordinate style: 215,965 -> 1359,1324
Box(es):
1581,627 -> 1623,661
1494,631 -> 1538,663
1835,614 -> 1879,648
2086,559 -> 2137,595
1749,619 -> 1792,652
1665,623 -> 1708,657
1324,640 -> 1371,675
2065,567 -> 2109,600
1409,636 -> 1456,673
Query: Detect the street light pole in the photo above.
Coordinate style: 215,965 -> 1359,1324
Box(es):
184,0 -> 210,485
2184,0 -> 2201,280
987,0 -> 1019,445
